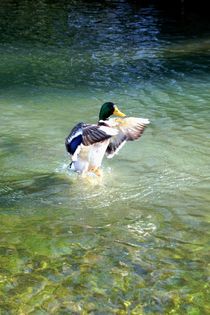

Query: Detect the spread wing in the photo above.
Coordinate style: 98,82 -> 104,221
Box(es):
65,122 -> 118,160
106,117 -> 150,158
82,124 -> 117,146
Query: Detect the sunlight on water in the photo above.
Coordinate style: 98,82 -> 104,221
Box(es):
0,0 -> 210,314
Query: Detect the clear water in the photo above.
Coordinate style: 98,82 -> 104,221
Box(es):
0,1 -> 210,314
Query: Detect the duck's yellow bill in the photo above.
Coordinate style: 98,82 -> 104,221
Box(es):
113,106 -> 126,117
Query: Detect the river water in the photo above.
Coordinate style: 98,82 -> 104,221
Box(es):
0,1 -> 210,314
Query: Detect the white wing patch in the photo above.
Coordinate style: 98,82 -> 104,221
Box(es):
66,129 -> 83,144
98,125 -> 118,136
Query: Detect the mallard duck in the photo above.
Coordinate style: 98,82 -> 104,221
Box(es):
65,102 -> 150,176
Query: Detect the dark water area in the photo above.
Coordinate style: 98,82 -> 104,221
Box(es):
0,1 -> 210,314
1,0 -> 210,90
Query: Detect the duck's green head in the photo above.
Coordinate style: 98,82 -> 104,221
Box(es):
99,102 -> 126,121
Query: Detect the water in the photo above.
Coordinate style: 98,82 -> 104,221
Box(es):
0,1 -> 210,314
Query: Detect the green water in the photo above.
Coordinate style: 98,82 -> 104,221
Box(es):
0,1 -> 210,314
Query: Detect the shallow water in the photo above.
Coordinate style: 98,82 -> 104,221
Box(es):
0,1 -> 210,314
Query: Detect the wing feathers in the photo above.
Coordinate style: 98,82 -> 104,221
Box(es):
106,117 -> 150,158
65,122 -> 118,155
82,125 -> 116,146
66,117 -> 150,161
65,122 -> 85,155
106,135 -> 127,158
